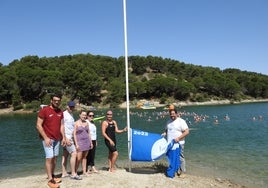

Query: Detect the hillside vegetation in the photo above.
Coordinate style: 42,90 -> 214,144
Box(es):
0,54 -> 268,110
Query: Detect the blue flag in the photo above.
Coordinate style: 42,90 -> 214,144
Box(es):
130,128 -> 171,161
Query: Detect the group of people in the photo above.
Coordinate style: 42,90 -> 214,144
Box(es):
36,94 -> 189,188
36,94 -> 127,188
61,102 -> 96,181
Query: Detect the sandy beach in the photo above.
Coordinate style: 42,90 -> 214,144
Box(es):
0,166 -> 244,188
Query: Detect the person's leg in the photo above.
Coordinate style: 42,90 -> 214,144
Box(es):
61,149 -> 69,177
51,141 -> 60,179
46,157 -> 61,187
108,152 -> 112,170
66,142 -> 77,176
91,140 -> 97,172
43,140 -> 60,187
70,151 -> 77,176
76,151 -> 82,173
52,156 -> 57,176
105,141 -> 117,172
42,140 -> 54,181
86,149 -> 92,172
110,151 -> 118,172
179,144 -> 186,173
69,146 -> 82,180
82,151 -> 89,175
46,157 -> 54,180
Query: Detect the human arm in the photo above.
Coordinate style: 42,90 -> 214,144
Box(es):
161,128 -> 167,137
174,128 -> 189,143
60,120 -> 66,146
114,121 -> 127,133
73,122 -> 80,151
87,122 -> 93,149
36,116 -> 51,146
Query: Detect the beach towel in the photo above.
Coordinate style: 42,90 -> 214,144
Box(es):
166,143 -> 181,178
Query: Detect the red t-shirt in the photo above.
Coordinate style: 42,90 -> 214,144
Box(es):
38,106 -> 63,140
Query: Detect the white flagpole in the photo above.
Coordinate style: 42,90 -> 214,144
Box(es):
122,0 -> 131,171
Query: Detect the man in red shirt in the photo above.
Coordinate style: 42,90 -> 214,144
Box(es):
36,94 -> 66,188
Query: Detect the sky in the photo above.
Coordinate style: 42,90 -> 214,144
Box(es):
1,0 -> 268,75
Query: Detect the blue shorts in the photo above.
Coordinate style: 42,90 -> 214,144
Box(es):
42,139 -> 60,158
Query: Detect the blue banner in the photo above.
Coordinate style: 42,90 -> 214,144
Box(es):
130,128 -> 171,161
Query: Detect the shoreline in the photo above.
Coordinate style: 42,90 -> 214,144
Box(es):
1,99 -> 268,115
0,167 -> 245,188
119,98 -> 268,109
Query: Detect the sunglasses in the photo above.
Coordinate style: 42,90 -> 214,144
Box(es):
52,99 -> 61,102
88,115 -> 94,117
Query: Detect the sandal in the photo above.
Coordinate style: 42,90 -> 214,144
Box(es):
47,179 -> 59,188
70,174 -> 82,180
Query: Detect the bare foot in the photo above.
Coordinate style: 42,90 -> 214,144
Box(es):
61,174 -> 70,178
91,167 -> 98,173
83,172 -> 91,177
109,168 -> 116,173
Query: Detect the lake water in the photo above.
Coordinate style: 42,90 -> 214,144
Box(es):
0,102 -> 267,188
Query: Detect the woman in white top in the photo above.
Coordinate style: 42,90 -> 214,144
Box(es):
86,111 -> 98,173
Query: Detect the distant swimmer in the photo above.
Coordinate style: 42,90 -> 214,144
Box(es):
224,114 -> 230,121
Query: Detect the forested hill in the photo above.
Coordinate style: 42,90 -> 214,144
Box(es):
0,54 -> 268,110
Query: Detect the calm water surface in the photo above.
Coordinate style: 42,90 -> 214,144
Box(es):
0,102 -> 267,188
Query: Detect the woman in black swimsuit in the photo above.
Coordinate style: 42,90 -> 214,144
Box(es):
101,110 -> 127,172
